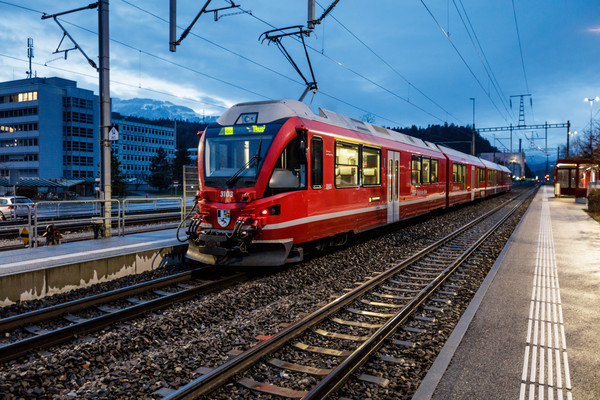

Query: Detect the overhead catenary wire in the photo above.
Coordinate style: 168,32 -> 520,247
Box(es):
115,1 -> 406,126
3,0 -> 462,127
236,2 -> 451,123
451,0 -> 538,149
511,0 -> 530,94
452,0 -> 514,121
0,0 -> 272,103
120,0 -> 407,125
419,0 -> 512,125
510,0 -> 535,124
0,52 -> 231,111
316,0 -> 465,125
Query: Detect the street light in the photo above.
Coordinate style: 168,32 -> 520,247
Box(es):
584,96 -> 599,156
567,131 -> 577,158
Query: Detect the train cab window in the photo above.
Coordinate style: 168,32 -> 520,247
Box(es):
335,141 -> 360,187
266,136 -> 307,196
311,137 -> 323,189
362,146 -> 381,186
411,155 -> 421,185
431,159 -> 438,183
422,158 -> 430,184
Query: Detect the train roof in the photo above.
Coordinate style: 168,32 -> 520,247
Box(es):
436,145 -> 485,166
218,99 -> 444,155
479,158 -> 509,172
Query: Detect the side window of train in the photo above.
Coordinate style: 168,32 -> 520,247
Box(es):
335,141 -> 360,187
453,163 -> 466,189
478,167 -> 485,187
421,158 -> 430,184
411,155 -> 421,185
267,136 -> 307,196
311,137 -> 323,189
362,146 -> 381,186
452,163 -> 458,183
431,159 -> 438,183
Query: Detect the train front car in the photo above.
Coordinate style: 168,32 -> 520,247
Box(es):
186,100 -> 311,266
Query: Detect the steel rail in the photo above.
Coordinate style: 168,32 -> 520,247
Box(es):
164,189 -> 534,399
303,188 -> 533,398
0,270 -> 195,333
0,272 -> 247,363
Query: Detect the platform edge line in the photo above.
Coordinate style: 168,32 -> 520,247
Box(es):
412,189 -> 539,400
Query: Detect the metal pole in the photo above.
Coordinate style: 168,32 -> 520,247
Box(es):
98,0 -> 111,236
590,100 -> 594,157
307,0 -> 315,30
566,120 -> 570,158
544,122 -> 548,177
170,0 -> 176,52
509,123 -> 513,155
470,98 -> 475,155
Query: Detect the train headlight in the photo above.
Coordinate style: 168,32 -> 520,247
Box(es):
259,204 -> 280,216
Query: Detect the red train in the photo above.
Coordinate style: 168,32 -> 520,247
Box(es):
185,99 -> 511,266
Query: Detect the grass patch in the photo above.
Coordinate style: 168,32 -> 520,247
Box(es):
585,210 -> 600,223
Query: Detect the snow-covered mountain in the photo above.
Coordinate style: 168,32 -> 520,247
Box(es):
112,98 -> 217,123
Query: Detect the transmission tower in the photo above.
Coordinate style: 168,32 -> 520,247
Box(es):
510,94 -> 532,127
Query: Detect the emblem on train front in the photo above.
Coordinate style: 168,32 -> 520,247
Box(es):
217,209 -> 231,228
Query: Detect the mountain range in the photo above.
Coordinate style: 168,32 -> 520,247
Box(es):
112,98 -> 218,123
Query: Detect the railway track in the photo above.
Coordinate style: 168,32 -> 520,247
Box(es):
164,187 -> 535,399
0,268 -> 247,363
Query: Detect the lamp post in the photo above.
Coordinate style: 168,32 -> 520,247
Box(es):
567,131 -> 577,158
584,96 -> 599,157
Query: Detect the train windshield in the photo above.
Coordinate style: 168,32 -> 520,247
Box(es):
203,123 -> 281,188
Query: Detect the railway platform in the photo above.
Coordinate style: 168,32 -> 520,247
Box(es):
414,185 -> 600,399
0,228 -> 186,306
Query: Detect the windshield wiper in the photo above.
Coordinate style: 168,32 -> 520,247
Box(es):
225,138 -> 263,188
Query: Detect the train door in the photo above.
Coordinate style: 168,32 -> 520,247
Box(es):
387,151 -> 400,223
471,165 -> 476,201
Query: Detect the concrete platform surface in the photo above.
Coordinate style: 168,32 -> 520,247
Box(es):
0,229 -> 186,305
0,228 -> 183,276
414,185 -> 600,400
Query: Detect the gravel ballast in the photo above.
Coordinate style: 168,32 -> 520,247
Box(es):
0,190 -> 531,399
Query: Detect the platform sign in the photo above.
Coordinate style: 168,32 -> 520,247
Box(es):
20,227 -> 29,245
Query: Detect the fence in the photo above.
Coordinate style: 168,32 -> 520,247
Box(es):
0,197 -> 186,249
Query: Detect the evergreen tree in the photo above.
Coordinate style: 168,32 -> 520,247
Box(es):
149,147 -> 172,192
172,145 -> 192,184
111,153 -> 127,198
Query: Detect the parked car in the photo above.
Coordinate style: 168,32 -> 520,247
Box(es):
0,196 -> 35,220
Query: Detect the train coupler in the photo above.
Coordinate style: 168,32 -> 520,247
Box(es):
187,212 -> 209,239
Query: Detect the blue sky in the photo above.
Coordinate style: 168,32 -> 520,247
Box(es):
1,0 -> 599,166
